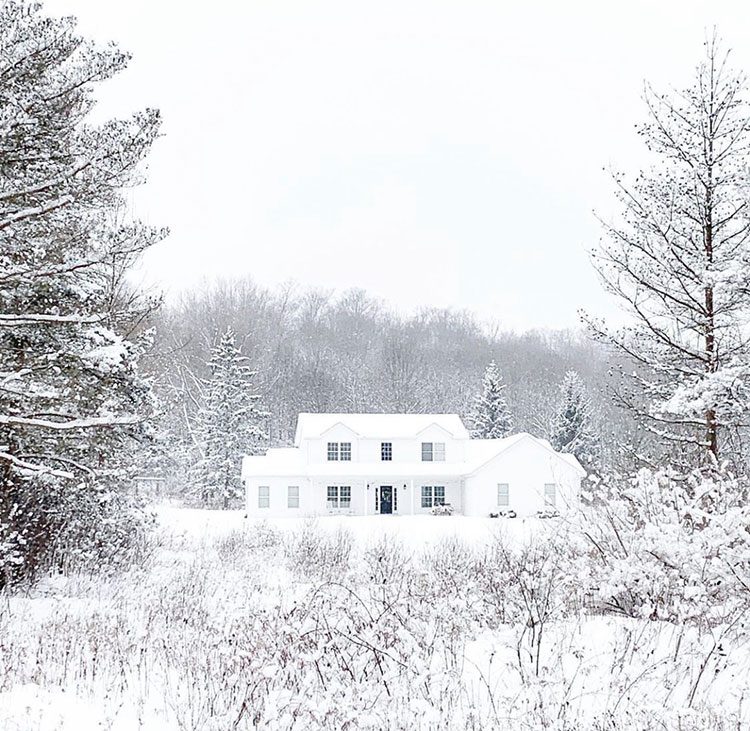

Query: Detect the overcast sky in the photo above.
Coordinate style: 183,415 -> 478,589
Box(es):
48,0 -> 750,330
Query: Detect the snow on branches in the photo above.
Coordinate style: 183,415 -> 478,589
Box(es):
191,328 -> 267,508
468,360 -> 512,439
551,370 -> 598,469
579,468 -> 750,625
586,35 -> 750,469
0,1 -> 165,585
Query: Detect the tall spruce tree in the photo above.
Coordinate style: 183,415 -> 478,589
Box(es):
586,35 -> 750,470
0,2 -> 165,585
551,371 -> 597,468
193,329 -> 267,508
469,361 -> 512,439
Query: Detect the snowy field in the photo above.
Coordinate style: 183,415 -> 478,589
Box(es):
1,506 -> 749,730
155,506 -> 548,545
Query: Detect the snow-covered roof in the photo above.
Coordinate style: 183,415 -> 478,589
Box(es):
463,432 -> 586,477
242,448 -> 305,477
293,413 -> 470,445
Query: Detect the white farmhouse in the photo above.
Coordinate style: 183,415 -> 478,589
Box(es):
242,413 -> 585,518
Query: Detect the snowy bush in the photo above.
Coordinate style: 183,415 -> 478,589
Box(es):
2,510 -> 750,729
431,503 -> 454,516
535,508 -> 560,519
283,519 -> 354,581
578,469 -> 750,625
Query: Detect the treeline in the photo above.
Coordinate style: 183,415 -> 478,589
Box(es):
143,279 -> 638,501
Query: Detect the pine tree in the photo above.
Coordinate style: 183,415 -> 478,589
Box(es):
193,329 -> 267,508
551,371 -> 597,468
0,2 -> 165,585
469,361 -> 512,439
586,35 -> 750,470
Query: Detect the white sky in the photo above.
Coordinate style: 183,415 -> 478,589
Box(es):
47,0 -> 750,330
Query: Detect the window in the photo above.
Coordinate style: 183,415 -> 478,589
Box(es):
544,483 -> 557,508
327,485 -> 351,510
498,483 -> 509,507
381,442 -> 392,461
421,485 -> 445,508
421,442 -> 445,462
288,486 -> 299,509
327,442 -> 352,461
258,486 -> 270,509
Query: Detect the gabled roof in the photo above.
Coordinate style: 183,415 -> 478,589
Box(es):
464,432 -> 586,477
293,413 -> 470,446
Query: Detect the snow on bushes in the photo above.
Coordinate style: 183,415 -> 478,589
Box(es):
578,469 -> 750,625
3,512 -> 749,729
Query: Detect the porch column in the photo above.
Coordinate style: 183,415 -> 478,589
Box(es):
364,481 -> 368,516
410,478 -> 415,514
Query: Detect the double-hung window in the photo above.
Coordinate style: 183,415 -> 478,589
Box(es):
381,442 -> 392,461
288,486 -> 299,508
544,483 -> 557,508
497,483 -> 510,507
258,486 -> 270,509
421,485 -> 446,508
327,442 -> 351,461
421,442 -> 445,462
327,485 -> 351,509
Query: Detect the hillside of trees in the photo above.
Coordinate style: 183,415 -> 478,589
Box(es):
141,280 -> 640,503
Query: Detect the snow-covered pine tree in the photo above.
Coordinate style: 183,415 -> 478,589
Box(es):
551,370 -> 597,468
586,35 -> 750,471
0,2 -> 166,585
469,361 -> 512,439
192,328 -> 267,508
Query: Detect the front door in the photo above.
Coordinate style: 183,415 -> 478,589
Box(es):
379,485 -> 393,514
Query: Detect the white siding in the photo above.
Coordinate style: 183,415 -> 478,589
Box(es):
462,437 -> 581,517
303,425 -> 468,466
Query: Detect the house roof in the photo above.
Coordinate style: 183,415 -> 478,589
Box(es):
463,432 -> 586,477
293,413 -> 470,445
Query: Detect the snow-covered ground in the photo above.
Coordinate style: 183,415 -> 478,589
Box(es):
154,504 -> 551,546
2,506 -> 748,730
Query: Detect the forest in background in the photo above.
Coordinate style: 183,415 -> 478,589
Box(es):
141,278 -> 637,502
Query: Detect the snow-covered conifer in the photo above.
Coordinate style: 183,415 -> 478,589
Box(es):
469,361 -> 512,439
192,328 -> 267,508
586,36 -> 750,469
551,370 -> 598,468
0,2 -> 165,585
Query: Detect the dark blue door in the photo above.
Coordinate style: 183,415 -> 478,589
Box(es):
379,486 -> 393,514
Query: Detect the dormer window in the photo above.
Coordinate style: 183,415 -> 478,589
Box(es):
421,442 -> 445,462
381,442 -> 392,461
327,442 -> 352,461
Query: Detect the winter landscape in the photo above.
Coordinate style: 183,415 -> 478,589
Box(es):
3,0 -> 750,729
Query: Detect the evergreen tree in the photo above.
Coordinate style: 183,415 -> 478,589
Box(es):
586,36 -> 750,470
193,329 -> 267,508
0,2 -> 165,585
551,370 -> 597,468
469,361 -> 512,439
